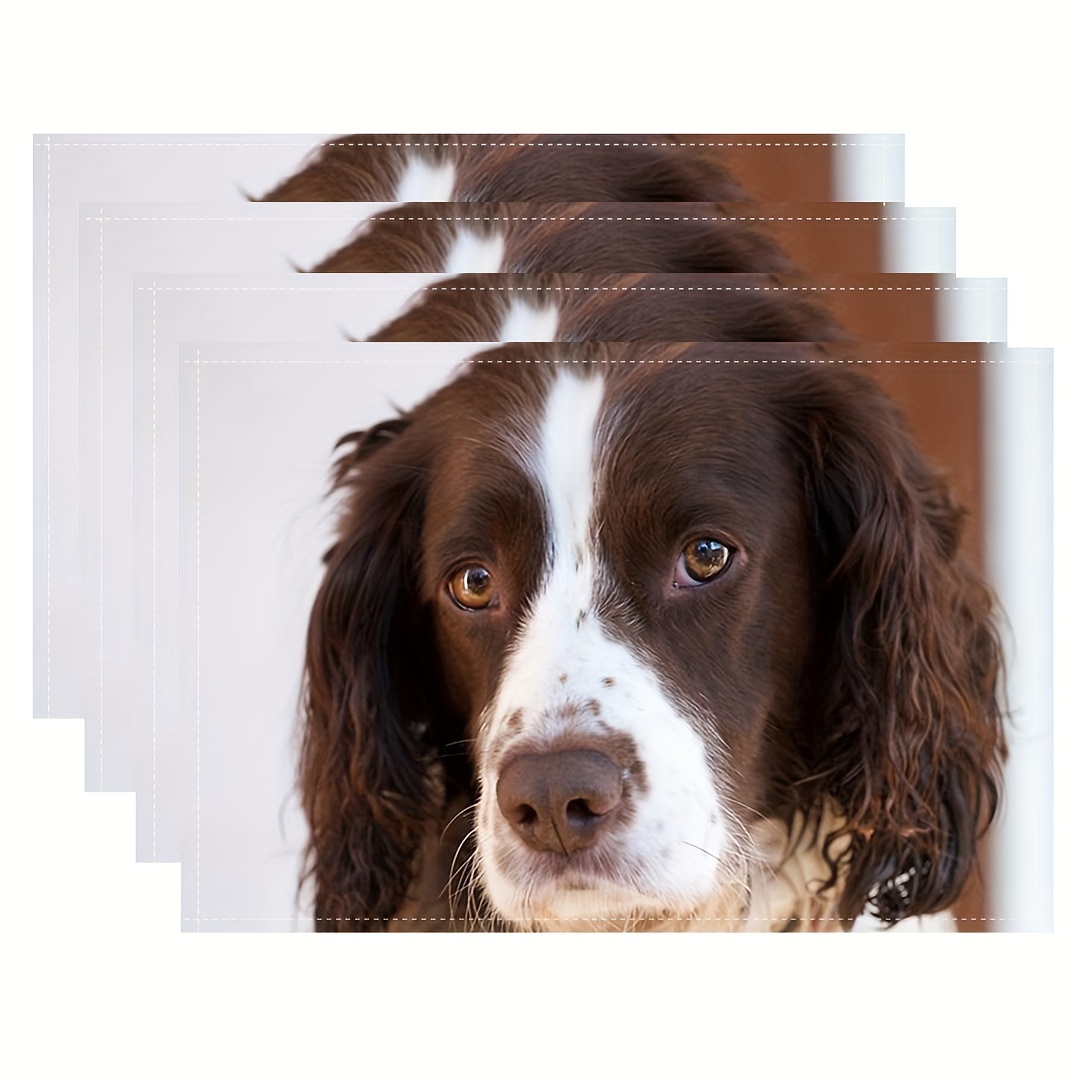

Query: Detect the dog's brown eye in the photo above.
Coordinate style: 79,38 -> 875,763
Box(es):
449,565 -> 496,610
675,538 -> 733,587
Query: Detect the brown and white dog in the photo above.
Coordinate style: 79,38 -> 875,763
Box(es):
299,343 -> 1005,932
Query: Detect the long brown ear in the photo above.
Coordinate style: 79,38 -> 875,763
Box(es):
300,417 -> 445,931
785,369 -> 1006,923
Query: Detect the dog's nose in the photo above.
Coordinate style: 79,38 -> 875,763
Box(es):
496,749 -> 624,854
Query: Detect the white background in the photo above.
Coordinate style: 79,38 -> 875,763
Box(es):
2,0 -> 1076,1079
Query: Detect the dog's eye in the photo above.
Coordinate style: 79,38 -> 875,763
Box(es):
448,565 -> 497,610
675,538 -> 733,587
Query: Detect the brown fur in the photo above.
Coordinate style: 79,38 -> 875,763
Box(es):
310,201 -> 794,275
260,135 -> 747,203
366,272 -> 847,342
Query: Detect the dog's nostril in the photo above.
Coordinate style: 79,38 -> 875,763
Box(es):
496,748 -> 625,855
565,798 -> 598,829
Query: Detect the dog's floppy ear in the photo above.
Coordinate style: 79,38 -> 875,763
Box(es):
300,415 -> 444,931
788,369 -> 1006,923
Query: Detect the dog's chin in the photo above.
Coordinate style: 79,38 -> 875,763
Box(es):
492,885 -> 663,931
482,860 -> 751,932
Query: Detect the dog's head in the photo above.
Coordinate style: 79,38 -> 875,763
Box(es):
300,347 -> 1004,930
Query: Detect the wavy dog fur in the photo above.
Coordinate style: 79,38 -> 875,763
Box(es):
366,272 -> 847,343
309,201 -> 796,275
261,134 -> 748,204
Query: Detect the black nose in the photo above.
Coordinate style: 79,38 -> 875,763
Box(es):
496,749 -> 624,854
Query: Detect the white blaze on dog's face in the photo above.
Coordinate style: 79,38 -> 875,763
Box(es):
477,371 -> 738,928
394,152 -> 456,202
442,225 -> 506,275
497,298 -> 560,343
424,362 -> 817,930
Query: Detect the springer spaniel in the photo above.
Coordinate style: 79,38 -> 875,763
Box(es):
299,342 -> 1005,932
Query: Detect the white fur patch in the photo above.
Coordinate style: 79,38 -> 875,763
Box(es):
394,154 -> 456,202
443,226 -> 506,275
474,370 -> 736,929
497,298 -> 560,342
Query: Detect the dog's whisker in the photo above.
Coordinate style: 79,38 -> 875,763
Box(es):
440,799 -> 481,844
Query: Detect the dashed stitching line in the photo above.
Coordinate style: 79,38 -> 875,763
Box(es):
88,216 -> 373,222
438,284 -> 987,293
37,140 -> 898,148
45,138 -> 51,715
134,284 -> 996,292
36,142 -> 329,147
98,209 -> 104,789
173,915 -> 1019,924
185,357 -> 1006,365
375,214 -> 934,224
195,346 -> 202,932
303,915 -> 1018,923
83,214 -> 941,224
465,356 -> 1003,364
151,284 -> 158,860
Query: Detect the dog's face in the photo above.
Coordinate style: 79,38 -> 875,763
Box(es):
414,362 -> 818,928
301,350 -> 1003,932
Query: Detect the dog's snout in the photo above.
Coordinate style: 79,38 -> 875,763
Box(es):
496,749 -> 624,854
